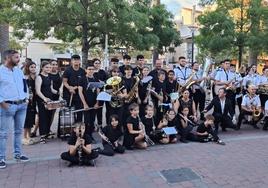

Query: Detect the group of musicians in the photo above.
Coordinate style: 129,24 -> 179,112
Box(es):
22,54 -> 268,166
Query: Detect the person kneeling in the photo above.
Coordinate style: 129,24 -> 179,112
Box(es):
98,115 -> 125,156
60,122 -> 98,166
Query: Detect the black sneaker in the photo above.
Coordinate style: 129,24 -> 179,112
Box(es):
30,132 -> 37,138
40,137 -> 46,144
0,160 -> 6,169
14,155 -> 30,162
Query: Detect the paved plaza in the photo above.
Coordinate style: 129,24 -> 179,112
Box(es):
1,124 -> 268,188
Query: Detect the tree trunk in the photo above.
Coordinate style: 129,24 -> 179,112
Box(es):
0,24 -> 9,64
248,49 -> 258,66
238,45 -> 243,68
152,48 -> 159,65
81,23 -> 89,67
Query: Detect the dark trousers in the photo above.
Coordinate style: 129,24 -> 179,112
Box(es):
263,117 -> 268,129
84,109 -> 96,135
236,96 -> 242,113
260,94 -> 268,108
61,150 -> 98,165
98,143 -> 125,156
187,128 -> 219,142
226,90 -> 236,110
37,100 -> 53,136
193,89 -> 206,119
96,101 -> 104,125
237,110 -> 264,128
213,113 -> 236,132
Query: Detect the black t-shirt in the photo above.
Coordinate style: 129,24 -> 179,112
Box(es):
93,69 -> 107,82
49,73 -> 62,100
151,79 -> 167,104
167,117 -> 179,128
138,81 -> 149,101
123,77 -> 135,93
79,76 -> 98,106
178,99 -> 193,116
166,80 -> 177,95
101,125 -> 123,144
62,66 -> 86,100
126,116 -> 140,133
38,74 -> 54,100
141,116 -> 156,135
197,123 -> 212,133
67,132 -> 92,155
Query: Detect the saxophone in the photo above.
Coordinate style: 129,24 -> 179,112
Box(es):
179,70 -> 196,93
125,76 -> 140,104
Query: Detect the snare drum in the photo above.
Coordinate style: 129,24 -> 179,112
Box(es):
45,100 -> 66,110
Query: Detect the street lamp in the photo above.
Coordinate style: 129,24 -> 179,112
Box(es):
188,25 -> 198,64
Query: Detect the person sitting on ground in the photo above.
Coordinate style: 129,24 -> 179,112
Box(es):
263,100 -> 268,131
98,115 -> 125,156
60,122 -> 98,166
187,114 -> 225,145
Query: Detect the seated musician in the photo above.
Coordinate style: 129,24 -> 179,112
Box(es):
237,85 -> 263,129
98,115 -> 125,156
203,88 -> 237,133
187,114 -> 225,145
141,104 -> 162,143
157,109 -> 178,144
123,103 -> 147,150
60,122 -> 99,167
174,89 -> 197,123
178,107 -> 197,143
263,100 -> 268,131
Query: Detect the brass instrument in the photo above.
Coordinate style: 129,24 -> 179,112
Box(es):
179,70 -> 197,92
252,106 -> 261,122
125,76 -> 140,104
146,81 -> 154,105
138,116 -> 155,146
200,57 -> 213,88
105,76 -> 124,108
258,84 -> 268,95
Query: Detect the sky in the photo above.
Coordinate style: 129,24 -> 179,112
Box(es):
162,0 -> 200,20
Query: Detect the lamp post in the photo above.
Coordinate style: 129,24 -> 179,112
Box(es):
188,26 -> 197,64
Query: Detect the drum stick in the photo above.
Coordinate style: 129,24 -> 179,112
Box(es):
69,93 -> 73,107
71,106 -> 103,113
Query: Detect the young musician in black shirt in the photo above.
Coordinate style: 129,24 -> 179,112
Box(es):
93,58 -> 107,127
78,63 -> 99,140
60,122 -> 98,166
62,55 -> 85,122
119,54 -> 132,76
36,61 -> 58,143
23,62 -> 37,145
123,103 -> 147,150
188,114 -> 225,145
138,66 -> 151,117
49,60 -> 62,101
133,55 -> 145,76
98,115 -> 125,156
121,65 -> 138,126
166,70 -> 177,103
141,104 -> 160,143
157,109 -> 178,144
151,70 -> 168,124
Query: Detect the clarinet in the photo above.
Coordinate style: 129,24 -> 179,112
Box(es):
138,116 -> 155,146
78,126 -> 83,165
98,128 -> 115,149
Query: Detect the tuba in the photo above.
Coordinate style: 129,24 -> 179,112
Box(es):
105,76 -> 124,108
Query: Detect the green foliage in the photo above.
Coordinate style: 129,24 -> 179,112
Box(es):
0,0 -> 181,64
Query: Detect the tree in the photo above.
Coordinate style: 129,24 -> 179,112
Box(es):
1,0 -> 181,65
197,0 -> 268,66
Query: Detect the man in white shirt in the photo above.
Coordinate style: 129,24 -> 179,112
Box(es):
174,56 -> 192,87
242,64 -> 260,89
237,85 -> 263,129
214,59 -> 236,109
0,50 -> 30,169
258,67 -> 268,107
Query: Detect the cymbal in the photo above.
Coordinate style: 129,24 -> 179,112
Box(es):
106,76 -> 122,86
